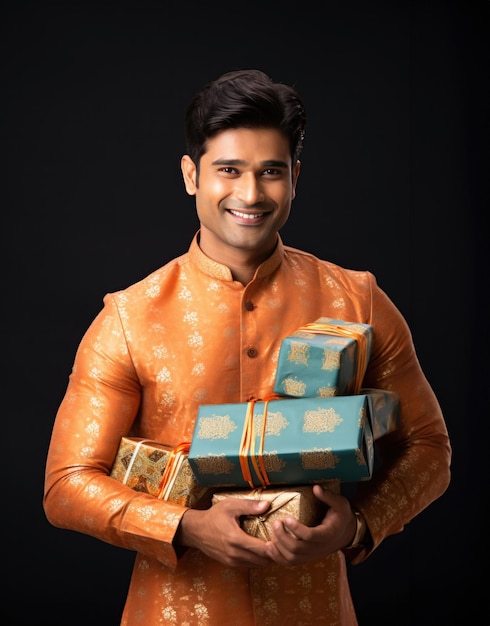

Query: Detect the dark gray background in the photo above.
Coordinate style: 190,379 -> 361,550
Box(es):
2,1 -> 487,624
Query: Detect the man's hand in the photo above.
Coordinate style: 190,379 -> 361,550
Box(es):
264,485 -> 357,566
176,496 -> 273,568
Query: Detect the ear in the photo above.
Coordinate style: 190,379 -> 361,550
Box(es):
291,160 -> 301,200
181,155 -> 198,195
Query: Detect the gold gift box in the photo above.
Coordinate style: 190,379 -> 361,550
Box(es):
212,483 -> 339,540
110,437 -> 212,508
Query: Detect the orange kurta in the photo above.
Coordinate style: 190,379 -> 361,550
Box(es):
44,233 -> 451,625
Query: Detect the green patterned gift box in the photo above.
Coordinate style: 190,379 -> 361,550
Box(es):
273,317 -> 373,398
188,392 -> 401,489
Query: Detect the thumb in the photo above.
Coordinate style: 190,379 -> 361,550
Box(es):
234,497 -> 270,516
216,493 -> 271,516
313,484 -> 343,508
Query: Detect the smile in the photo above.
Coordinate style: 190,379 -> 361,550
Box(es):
229,209 -> 265,219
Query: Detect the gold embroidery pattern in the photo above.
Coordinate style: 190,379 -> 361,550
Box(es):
321,349 -> 341,371
196,414 -> 237,439
281,377 -> 307,396
287,340 -> 310,365
318,386 -> 337,397
253,410 -> 289,437
263,451 -> 287,473
301,447 -> 340,470
193,453 -> 235,476
303,407 -> 343,433
294,330 -> 313,339
323,336 -> 349,346
359,405 -> 367,427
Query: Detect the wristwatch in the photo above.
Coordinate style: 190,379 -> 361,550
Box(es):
346,508 -> 367,549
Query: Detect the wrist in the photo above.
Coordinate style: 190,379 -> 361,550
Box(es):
175,507 -> 199,548
345,508 -> 367,549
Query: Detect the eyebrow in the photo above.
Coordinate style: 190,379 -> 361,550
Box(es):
211,158 -> 289,169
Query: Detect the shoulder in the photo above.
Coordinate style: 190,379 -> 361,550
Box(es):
282,245 -> 376,290
111,251 -> 192,301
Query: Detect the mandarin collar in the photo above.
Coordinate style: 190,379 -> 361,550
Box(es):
188,231 -> 284,282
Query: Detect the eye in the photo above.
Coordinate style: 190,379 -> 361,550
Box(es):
262,168 -> 283,177
218,166 -> 239,175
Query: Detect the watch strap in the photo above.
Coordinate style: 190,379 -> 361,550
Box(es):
345,508 -> 366,549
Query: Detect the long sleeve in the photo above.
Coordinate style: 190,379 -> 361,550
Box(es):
348,276 -> 451,562
43,295 -> 187,571
43,235 -> 451,625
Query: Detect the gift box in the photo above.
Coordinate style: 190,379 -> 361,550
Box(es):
212,484 -> 338,540
273,317 -> 373,398
188,394 -> 377,489
110,437 -> 212,508
363,388 -> 400,438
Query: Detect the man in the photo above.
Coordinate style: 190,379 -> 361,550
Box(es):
44,69 -> 451,625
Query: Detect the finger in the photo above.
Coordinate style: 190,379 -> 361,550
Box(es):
277,516 -> 312,541
209,521 -> 272,568
272,519 -> 309,555
313,484 -> 341,507
216,496 -> 271,518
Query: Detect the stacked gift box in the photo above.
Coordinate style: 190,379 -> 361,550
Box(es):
188,317 -> 400,536
110,318 -> 400,537
189,318 -> 399,488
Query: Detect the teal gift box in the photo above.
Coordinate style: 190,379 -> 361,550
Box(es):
362,388 -> 400,438
273,317 -> 373,398
188,394 -> 381,489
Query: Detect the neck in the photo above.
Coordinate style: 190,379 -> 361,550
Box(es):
230,263 -> 258,286
197,230 -> 278,285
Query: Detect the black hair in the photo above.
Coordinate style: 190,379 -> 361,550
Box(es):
184,69 -> 306,167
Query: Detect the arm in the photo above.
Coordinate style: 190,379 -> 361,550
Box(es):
348,277 -> 451,563
176,499 -> 272,568
43,296 -> 189,570
43,295 -> 275,571
266,275 -> 451,566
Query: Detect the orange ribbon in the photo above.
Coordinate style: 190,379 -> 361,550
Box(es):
299,322 -> 369,395
157,441 -> 191,500
239,396 -> 279,488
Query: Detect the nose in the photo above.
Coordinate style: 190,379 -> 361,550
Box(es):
235,173 -> 264,205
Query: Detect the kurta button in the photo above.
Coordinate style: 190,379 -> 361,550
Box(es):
247,348 -> 257,358
245,301 -> 254,311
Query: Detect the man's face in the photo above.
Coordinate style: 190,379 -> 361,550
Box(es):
181,127 -> 300,264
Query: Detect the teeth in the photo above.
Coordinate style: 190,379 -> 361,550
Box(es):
230,210 -> 264,219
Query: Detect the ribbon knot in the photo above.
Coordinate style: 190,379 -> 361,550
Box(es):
157,441 -> 191,500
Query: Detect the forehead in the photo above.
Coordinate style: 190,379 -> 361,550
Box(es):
203,127 -> 291,163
